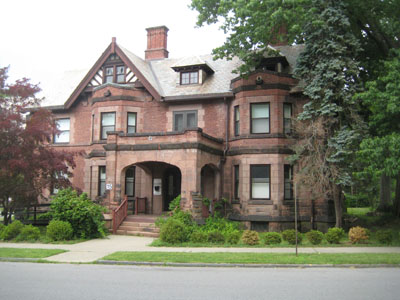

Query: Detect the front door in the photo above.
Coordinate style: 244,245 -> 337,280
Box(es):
164,167 -> 181,211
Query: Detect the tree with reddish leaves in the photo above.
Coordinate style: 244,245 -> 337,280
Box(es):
0,66 -> 76,225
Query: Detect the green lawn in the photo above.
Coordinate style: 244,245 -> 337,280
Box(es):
347,207 -> 373,215
102,251 -> 400,265
0,248 -> 66,258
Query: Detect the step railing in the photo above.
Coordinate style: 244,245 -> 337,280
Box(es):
112,195 -> 128,234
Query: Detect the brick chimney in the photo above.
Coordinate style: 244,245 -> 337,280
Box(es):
270,25 -> 288,46
145,26 -> 169,60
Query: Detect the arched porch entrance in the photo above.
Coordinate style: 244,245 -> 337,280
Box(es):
121,161 -> 181,215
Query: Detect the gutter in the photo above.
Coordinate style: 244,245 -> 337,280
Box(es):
162,92 -> 234,102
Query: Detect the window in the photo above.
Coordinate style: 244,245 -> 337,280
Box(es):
284,164 -> 294,200
52,172 -> 68,195
234,165 -> 239,200
101,112 -> 115,140
180,71 -> 199,85
105,67 -> 114,83
284,103 -> 292,134
127,112 -> 137,134
234,106 -> 240,136
104,65 -> 125,83
251,165 -> 270,199
54,118 -> 70,143
125,166 -> 135,197
116,66 -> 125,83
98,166 -> 106,196
173,110 -> 197,131
251,103 -> 270,134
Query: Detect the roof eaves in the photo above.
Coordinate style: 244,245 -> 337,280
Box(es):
163,92 -> 234,102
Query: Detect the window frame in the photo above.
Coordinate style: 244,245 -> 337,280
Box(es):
283,103 -> 293,135
127,112 -> 137,134
173,110 -> 198,131
54,118 -> 70,144
234,105 -> 240,136
180,71 -> 199,85
250,103 -> 270,134
234,165 -> 240,200
100,112 -> 116,140
284,164 -> 294,200
250,164 -> 271,200
125,166 -> 136,197
98,166 -> 106,196
103,65 -> 126,84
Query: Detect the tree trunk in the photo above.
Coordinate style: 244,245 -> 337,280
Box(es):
378,173 -> 391,212
332,184 -> 343,228
394,174 -> 400,217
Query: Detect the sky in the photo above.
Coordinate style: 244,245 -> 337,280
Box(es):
1,0 -> 227,104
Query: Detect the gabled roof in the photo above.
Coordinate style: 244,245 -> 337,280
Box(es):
41,40 -> 302,108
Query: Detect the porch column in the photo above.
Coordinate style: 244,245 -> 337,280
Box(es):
179,159 -> 199,211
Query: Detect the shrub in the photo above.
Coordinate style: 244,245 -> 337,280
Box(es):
0,220 -> 24,240
168,194 -> 181,212
203,215 -> 240,236
159,218 -> 189,244
376,230 -> 393,244
262,232 -> 282,245
50,188 -> 106,238
225,230 -> 241,244
349,226 -> 369,244
306,230 -> 324,245
282,229 -> 302,245
207,231 -> 225,244
325,227 -> 345,244
0,223 -> 5,235
15,225 -> 41,241
242,230 -> 259,245
46,220 -> 73,241
190,231 -> 208,243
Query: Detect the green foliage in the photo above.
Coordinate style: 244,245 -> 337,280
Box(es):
349,226 -> 369,244
159,218 -> 190,244
262,232 -> 282,245
168,194 -> 181,212
282,229 -> 302,245
376,230 -> 393,245
225,230 -> 241,245
325,227 -> 345,244
15,225 -> 40,242
241,230 -> 259,246
46,220 -> 73,241
0,223 -> 5,235
203,215 -> 240,236
0,220 -> 24,240
49,188 -> 106,238
305,230 -> 324,245
207,231 -> 225,244
190,231 -> 208,243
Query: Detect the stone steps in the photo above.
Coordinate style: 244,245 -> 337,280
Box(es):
115,214 -> 161,238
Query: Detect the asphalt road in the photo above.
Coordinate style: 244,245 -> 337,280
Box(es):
0,262 -> 398,300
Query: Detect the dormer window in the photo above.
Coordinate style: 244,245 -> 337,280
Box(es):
172,57 -> 214,86
181,71 -> 199,85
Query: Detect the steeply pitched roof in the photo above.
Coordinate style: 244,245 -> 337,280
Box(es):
41,40 -> 302,108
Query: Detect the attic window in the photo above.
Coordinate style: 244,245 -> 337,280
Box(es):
103,65 -> 126,84
180,71 -> 198,85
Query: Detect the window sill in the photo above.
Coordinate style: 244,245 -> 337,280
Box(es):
248,200 -> 273,205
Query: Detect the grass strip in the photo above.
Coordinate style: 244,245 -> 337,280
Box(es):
102,251 -> 400,265
0,248 -> 66,258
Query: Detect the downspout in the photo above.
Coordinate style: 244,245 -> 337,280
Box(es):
220,97 -> 230,200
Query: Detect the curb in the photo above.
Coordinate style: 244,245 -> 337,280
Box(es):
96,260 -> 400,268
0,257 -> 43,263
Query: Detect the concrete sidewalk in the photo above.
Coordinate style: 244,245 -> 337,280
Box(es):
1,235 -> 400,263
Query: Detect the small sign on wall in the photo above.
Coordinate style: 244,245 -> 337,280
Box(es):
106,183 -> 113,190
153,178 -> 162,195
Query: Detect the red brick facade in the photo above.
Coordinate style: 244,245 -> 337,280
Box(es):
45,27 -> 334,232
